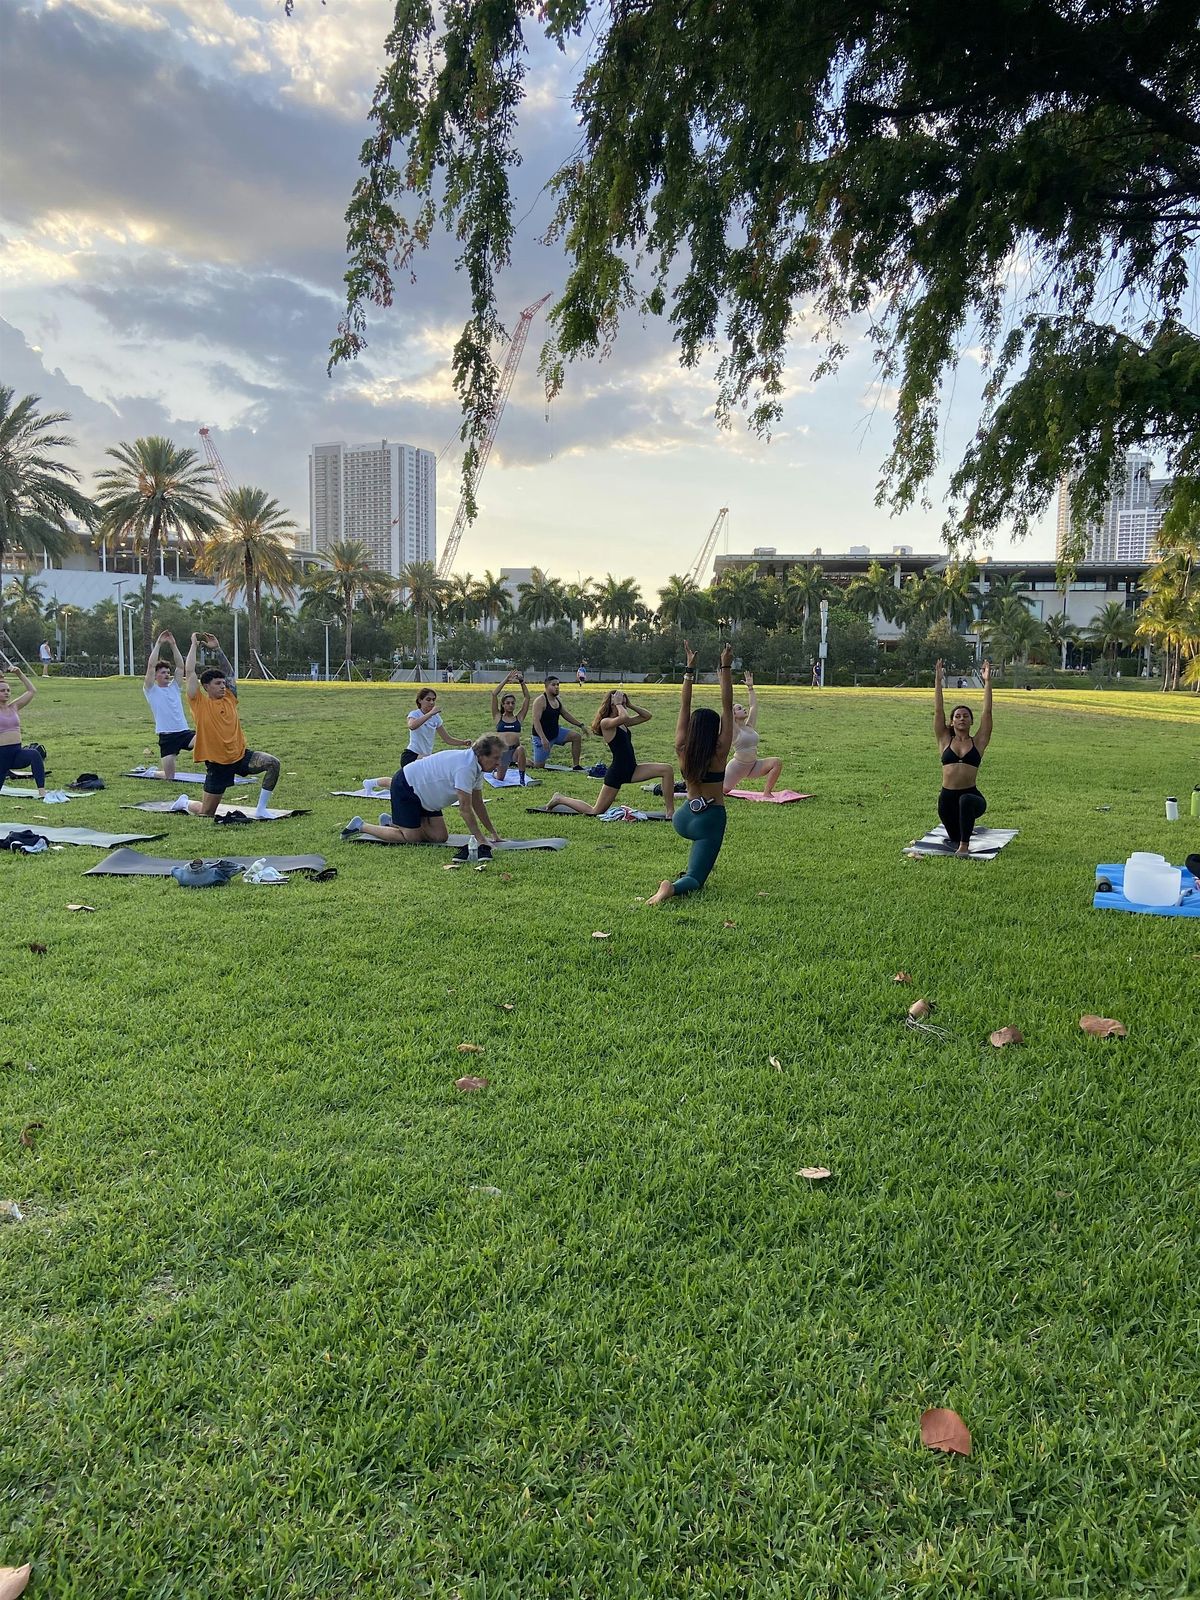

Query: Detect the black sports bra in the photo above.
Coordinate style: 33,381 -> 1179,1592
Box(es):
941,740 -> 981,767
496,717 -> 521,733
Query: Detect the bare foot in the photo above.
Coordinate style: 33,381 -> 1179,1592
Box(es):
955,846 -> 971,856
646,879 -> 675,906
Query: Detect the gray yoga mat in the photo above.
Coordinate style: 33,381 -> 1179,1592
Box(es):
124,802 -> 308,819
123,767 -> 251,784
86,848 -> 329,877
1,786 -> 93,800
0,823 -> 165,848
906,825 -> 1019,860
352,832 -> 568,851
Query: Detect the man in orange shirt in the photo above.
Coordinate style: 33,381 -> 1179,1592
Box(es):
174,632 -> 280,819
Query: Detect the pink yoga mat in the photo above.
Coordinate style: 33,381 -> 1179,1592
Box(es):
727,789 -> 814,804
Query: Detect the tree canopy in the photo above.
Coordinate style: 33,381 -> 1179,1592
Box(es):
328,0 -> 1200,555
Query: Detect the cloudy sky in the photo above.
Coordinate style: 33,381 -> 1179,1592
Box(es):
1,0 -> 1059,593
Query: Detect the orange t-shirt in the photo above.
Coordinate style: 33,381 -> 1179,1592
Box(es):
188,685 -> 246,764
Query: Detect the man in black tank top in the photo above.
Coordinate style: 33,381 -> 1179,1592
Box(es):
530,674 -> 586,769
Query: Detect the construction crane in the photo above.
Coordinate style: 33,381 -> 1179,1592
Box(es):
686,507 -> 729,587
198,426 -> 233,499
436,292 -> 552,578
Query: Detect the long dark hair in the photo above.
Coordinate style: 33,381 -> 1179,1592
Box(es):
591,690 -> 622,736
681,707 -> 720,783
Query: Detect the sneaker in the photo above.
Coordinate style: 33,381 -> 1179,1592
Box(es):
477,844 -> 493,861
571,765 -> 585,771
378,811 -> 393,827
170,794 -> 191,813
452,844 -> 471,862
341,816 -> 364,838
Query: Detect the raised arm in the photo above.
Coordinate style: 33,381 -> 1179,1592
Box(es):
975,660 -> 994,752
716,642 -> 735,757
743,672 -> 759,729
4,660 -> 36,711
490,683 -> 501,718
203,633 -> 237,696
185,633 -> 200,698
144,632 -> 165,689
165,630 -> 186,685
623,701 -> 652,726
518,679 -> 530,720
674,641 -> 696,753
933,658 -> 948,744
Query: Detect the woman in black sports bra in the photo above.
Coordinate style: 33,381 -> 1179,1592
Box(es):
647,640 -> 735,904
935,658 -> 993,855
490,671 -> 530,783
538,689 -> 675,817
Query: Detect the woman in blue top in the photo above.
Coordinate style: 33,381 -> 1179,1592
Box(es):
539,689 -> 675,818
934,658 -> 993,855
490,670 -> 530,783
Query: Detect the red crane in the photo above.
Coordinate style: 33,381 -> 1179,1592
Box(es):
437,293 -> 552,578
198,426 -> 233,499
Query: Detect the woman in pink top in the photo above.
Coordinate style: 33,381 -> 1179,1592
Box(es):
0,653 -> 48,799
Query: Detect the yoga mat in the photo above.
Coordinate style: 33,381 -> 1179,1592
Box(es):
124,803 -> 308,820
0,823 -> 165,848
352,833 -> 568,851
86,848 -> 328,877
727,789 -> 815,804
1,787 -> 93,800
331,788 -> 391,799
124,766 -> 252,784
1093,862 -> 1200,919
531,803 -> 668,821
484,769 -> 539,789
906,825 -> 1019,860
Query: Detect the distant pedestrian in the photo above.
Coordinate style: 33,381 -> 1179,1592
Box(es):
576,660 -> 588,686
310,660 -> 319,681
38,640 -> 53,678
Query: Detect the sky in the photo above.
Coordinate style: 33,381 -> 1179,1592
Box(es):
0,0 -> 1061,595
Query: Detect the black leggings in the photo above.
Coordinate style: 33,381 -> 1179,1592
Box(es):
938,786 -> 986,846
0,744 -> 45,789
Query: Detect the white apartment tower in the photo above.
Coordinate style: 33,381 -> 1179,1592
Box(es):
308,439 -> 436,576
1057,451 -> 1168,563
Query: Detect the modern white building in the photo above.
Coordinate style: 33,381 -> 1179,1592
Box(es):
1057,452 -> 1169,562
308,439 -> 436,577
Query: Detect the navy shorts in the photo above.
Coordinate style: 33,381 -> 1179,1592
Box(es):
158,729 -> 195,758
389,767 -> 442,830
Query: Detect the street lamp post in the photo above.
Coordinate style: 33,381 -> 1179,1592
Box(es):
320,620 -> 334,682
818,598 -> 829,688
113,579 -> 127,675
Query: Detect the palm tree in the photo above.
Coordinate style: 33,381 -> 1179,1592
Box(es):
517,567 -> 566,626
979,570 -> 1029,620
304,541 -> 396,668
3,574 -> 47,616
472,570 -> 513,636
1044,612 -> 1079,671
657,574 -> 708,631
444,572 -> 478,628
983,604 -> 1047,670
397,558 -> 446,669
934,560 -> 982,632
596,573 -> 642,630
1084,601 -> 1137,668
196,486 -> 299,677
782,564 -> 827,632
0,388 -> 93,630
711,565 -> 762,630
95,436 -> 220,653
898,571 -> 942,631
845,560 -> 901,624
561,578 -> 598,637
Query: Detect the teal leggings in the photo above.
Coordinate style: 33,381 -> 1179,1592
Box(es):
672,802 -> 728,896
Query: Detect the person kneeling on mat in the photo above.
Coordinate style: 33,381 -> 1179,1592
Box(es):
343,735 -> 505,859
540,689 -> 674,818
647,641 -> 734,905
143,630 -> 194,780
178,632 -> 280,818
0,654 -> 59,801
934,657 -> 993,856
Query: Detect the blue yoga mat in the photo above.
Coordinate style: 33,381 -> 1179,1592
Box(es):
1093,862 -> 1200,919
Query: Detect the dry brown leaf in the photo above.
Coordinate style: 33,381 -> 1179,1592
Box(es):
500,871 -> 513,881
920,1407 -> 972,1456
455,1075 -> 489,1092
988,1026 -> 1024,1048
0,1564 -> 32,1600
500,1003 -> 515,1012
769,1054 -> 783,1072
27,943 -> 47,957
591,931 -> 611,940
893,971 -> 913,984
1080,1014 -> 1127,1038
797,1166 -> 832,1181
722,920 -> 737,928
457,1042 -> 485,1054
18,1123 -> 43,1150
66,904 -> 96,913
907,999 -> 932,1020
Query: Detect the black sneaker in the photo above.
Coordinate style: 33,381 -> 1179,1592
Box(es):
452,844 -> 471,862
477,844 -> 493,862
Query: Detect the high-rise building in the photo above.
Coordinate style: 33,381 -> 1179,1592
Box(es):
308,439 -> 436,576
1057,452 -> 1168,562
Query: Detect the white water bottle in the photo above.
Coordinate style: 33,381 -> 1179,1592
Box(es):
468,835 -> 479,862
1165,796 -> 1179,822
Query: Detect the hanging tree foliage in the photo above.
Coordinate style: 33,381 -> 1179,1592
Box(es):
320,0 -> 1200,553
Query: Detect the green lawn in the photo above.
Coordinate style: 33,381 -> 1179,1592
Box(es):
2,679 -> 1198,1599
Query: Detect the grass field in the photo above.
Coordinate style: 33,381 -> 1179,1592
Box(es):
1,679 -> 1198,1600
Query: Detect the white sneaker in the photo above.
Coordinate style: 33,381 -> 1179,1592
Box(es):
170,794 -> 191,813
43,790 -> 70,804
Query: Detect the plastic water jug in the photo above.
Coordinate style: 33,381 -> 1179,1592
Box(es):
1124,853 -> 1180,907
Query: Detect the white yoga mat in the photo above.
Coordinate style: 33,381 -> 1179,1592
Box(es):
123,766 -> 251,785
1,787 -> 92,800
484,769 -> 539,788
905,825 -> 1019,860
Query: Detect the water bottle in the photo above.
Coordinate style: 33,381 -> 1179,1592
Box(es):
1165,796 -> 1179,822
1192,786 -> 1200,818
468,835 -> 479,863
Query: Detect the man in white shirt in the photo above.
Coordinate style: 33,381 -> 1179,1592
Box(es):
38,640 -> 53,677
142,630 -> 195,779
342,736 -> 504,859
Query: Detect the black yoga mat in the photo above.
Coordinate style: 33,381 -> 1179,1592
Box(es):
85,848 -> 329,877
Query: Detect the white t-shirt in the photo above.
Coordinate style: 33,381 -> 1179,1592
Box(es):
39,643 -> 52,663
402,748 -> 482,811
406,709 -> 443,756
143,680 -> 190,734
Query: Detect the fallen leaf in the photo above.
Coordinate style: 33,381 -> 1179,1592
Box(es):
988,1026 -> 1024,1048
769,1054 -> 783,1072
920,1408 -> 972,1456
907,999 -> 933,1020
500,1003 -> 515,1012
893,971 -> 913,984
455,1075 -> 488,1092
722,920 -> 737,928
27,943 -> 47,957
442,862 -> 459,872
474,864 -> 487,872
0,1565 -> 31,1600
66,904 -> 96,913
591,931 -> 611,940
500,871 -> 513,881
1080,1014 -> 1127,1038
470,1184 -> 503,1197
797,1166 -> 833,1181
457,1042 -> 485,1054
18,1123 -> 43,1150
1054,1189 -> 1073,1199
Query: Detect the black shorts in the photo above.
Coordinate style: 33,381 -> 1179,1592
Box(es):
158,729 -> 195,758
203,750 -> 257,796
389,768 -> 441,830
400,748 -> 421,768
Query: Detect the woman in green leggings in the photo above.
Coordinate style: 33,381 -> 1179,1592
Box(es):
647,641 -> 734,905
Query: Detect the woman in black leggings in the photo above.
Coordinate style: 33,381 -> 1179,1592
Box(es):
539,690 -> 675,817
935,658 -> 993,855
